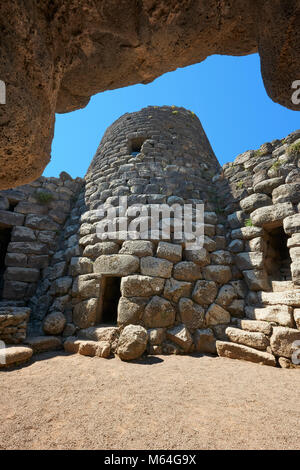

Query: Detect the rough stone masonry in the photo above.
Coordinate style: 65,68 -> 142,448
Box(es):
0,106 -> 300,369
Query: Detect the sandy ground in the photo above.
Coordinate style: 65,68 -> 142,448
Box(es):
0,352 -> 299,450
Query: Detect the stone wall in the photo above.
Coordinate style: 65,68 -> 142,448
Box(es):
0,106 -> 299,369
0,173 -> 83,342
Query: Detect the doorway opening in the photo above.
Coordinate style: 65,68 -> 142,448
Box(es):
0,227 -> 12,298
265,226 -> 291,281
129,137 -> 146,156
101,277 -> 121,324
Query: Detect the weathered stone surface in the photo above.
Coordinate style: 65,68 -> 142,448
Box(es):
166,324 -> 193,352
163,278 -> 192,303
78,340 -> 111,358
83,242 -> 119,258
117,325 -> 147,361
121,275 -> 165,297
240,193 -> 272,213
119,240 -> 153,257
69,257 -> 93,276
284,214 -> 300,235
272,183 -> 300,204
270,326 -> 300,358
25,336 -> 62,353
253,177 -> 285,194
225,326 -> 269,351
157,242 -> 182,262
72,274 -> 101,299
231,227 -> 263,240
94,254 -> 139,276
193,328 -> 216,354
140,257 -> 172,279
216,341 -> 276,366
205,304 -> 231,326
211,250 -> 232,265
257,291 -> 300,307
227,299 -> 245,318
148,328 -> 165,346
4,267 -> 40,283
73,298 -> 98,329
234,319 -> 272,336
245,305 -> 294,327
117,297 -> 147,326
184,248 -> 210,266
203,265 -> 232,284
294,309 -> 300,330
178,298 -> 205,331
235,252 -> 264,271
43,312 -> 66,335
173,261 -> 202,281
251,203 -> 294,229
143,296 -> 175,328
0,210 -> 24,228
0,345 -> 33,368
25,214 -> 59,231
215,285 -> 237,308
173,261 -> 202,282
192,280 -> 218,306
79,326 -> 119,344
50,276 -> 73,296
1,1 -> 299,189
243,269 -> 270,291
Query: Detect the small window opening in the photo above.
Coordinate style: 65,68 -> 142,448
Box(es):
0,227 -> 12,298
101,277 -> 121,324
129,137 -> 145,156
265,226 -> 291,281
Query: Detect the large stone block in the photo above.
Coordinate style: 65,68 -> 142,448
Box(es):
0,346 -> 33,368
173,261 -> 202,281
251,202 -> 294,229
231,226 -> 263,240
205,303 -> 231,326
272,183 -> 300,204
240,193 -> 272,213
192,280 -> 218,306
245,305 -> 294,327
140,256 -> 172,278
166,324 -> 193,352
5,253 -> 27,267
178,298 -> 205,331
157,241 -> 182,262
117,324 -> 148,361
215,284 -> 237,308
119,240 -> 154,257
242,269 -> 270,291
117,297 -> 148,326
203,265 -> 232,284
72,274 -> 101,299
163,278 -> 192,303
235,252 -> 264,271
121,275 -> 165,297
211,250 -> 232,265
8,241 -> 48,255
0,210 -> 24,228
43,312 -> 66,335
216,341 -> 276,366
193,328 -> 216,354
25,214 -> 60,231
4,267 -> 40,283
284,214 -> 300,234
270,326 -> 300,358
73,298 -> 98,329
143,296 -> 175,328
11,226 -> 36,242
225,326 -> 269,351
94,254 -> 139,276
83,242 -> 119,258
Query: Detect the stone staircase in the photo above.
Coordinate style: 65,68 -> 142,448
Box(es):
216,280 -> 300,368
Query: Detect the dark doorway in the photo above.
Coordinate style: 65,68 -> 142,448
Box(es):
265,226 -> 291,281
0,227 -> 12,298
129,137 -> 145,156
101,277 -> 121,324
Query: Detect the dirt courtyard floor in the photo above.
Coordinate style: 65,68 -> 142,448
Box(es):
0,352 -> 299,450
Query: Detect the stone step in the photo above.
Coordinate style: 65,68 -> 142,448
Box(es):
0,345 -> 33,368
64,336 -> 111,358
225,326 -> 269,351
258,290 -> 300,307
271,281 -> 298,292
232,318 -> 272,335
245,305 -> 294,327
78,326 -> 119,345
216,341 -> 276,367
24,336 -> 62,354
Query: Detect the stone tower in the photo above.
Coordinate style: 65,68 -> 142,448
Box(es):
0,106 -> 299,368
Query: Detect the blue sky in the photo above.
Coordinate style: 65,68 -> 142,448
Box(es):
46,53 -> 299,178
